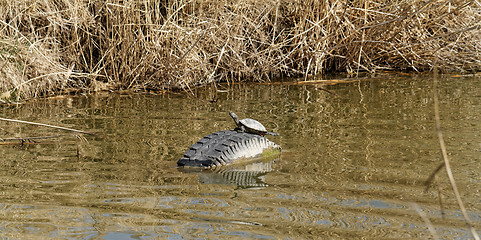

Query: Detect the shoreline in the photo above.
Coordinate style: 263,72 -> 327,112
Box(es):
1,0 -> 480,101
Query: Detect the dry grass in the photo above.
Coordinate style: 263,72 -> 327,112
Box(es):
1,0 -> 480,99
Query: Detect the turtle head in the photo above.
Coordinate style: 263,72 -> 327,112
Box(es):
229,111 -> 241,126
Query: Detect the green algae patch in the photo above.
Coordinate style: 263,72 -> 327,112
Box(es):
260,146 -> 282,159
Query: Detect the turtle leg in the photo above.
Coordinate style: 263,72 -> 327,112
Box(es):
233,126 -> 245,133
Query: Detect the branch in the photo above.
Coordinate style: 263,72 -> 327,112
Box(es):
0,117 -> 95,135
432,78 -> 479,240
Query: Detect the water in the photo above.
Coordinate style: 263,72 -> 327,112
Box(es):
0,74 -> 480,239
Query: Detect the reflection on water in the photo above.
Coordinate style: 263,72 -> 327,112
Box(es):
0,74 -> 480,239
183,157 -> 278,188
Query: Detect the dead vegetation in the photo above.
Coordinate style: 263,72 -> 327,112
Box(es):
1,0 -> 480,99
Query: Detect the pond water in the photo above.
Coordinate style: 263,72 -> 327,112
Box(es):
0,74 -> 480,239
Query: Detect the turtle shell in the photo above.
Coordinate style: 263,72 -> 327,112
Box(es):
239,118 -> 267,133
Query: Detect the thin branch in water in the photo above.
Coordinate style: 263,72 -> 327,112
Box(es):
0,117 -> 95,135
314,86 -> 337,95
434,174 -> 446,220
424,169 -> 447,219
424,162 -> 444,190
411,203 -> 440,240
432,77 -> 479,240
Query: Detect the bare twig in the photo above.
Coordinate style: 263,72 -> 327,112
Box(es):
0,117 -> 95,135
176,29 -> 208,65
360,0 -> 437,30
411,203 -> 440,240
434,174 -> 446,220
424,162 -> 444,189
432,77 -> 479,240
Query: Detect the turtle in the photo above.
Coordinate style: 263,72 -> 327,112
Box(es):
177,112 -> 281,168
229,111 -> 279,136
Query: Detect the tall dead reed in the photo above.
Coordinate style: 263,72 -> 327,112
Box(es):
1,0 -> 480,99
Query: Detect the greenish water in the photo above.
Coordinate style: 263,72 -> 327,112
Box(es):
0,75 -> 480,239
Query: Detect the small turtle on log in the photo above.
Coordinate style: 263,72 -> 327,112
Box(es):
177,112 -> 280,168
229,111 -> 279,136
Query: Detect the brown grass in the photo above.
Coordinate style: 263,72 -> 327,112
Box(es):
1,0 -> 480,99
